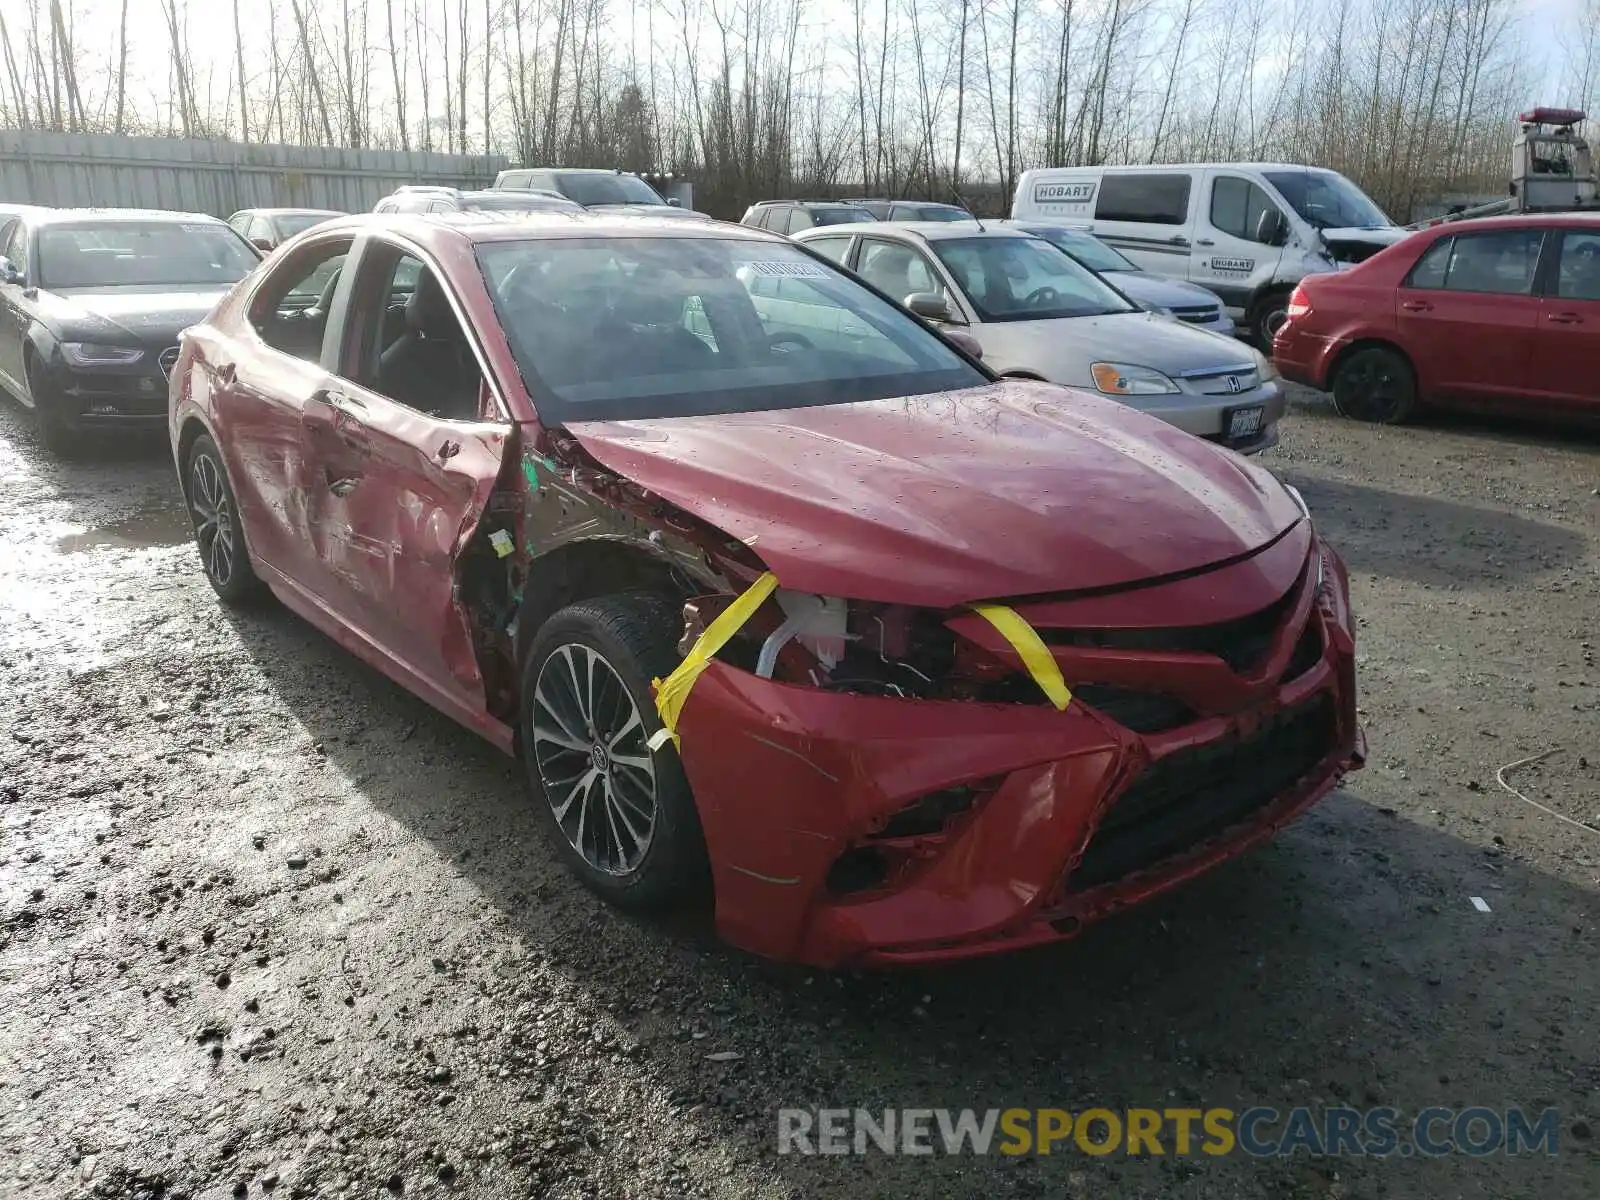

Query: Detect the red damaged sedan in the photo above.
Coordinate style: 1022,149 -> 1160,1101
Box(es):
1274,212 -> 1600,425
169,212 -> 1364,967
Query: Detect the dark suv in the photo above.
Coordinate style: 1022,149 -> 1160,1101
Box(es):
740,201 -> 876,235
373,186 -> 582,216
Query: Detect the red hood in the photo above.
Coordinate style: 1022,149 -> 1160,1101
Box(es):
565,380 -> 1304,607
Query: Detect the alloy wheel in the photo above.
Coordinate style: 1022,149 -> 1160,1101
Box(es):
531,643 -> 658,876
1336,354 -> 1407,422
189,451 -> 236,587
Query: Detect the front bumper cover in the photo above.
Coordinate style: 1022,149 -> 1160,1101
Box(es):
673,534 -> 1363,967
37,362 -> 170,428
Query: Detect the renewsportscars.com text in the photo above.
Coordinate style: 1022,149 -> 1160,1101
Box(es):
776,1106 -> 1562,1158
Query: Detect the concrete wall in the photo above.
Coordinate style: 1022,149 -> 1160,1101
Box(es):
0,129 -> 509,216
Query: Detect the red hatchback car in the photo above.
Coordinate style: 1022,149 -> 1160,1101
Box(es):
1274,213 -> 1600,424
169,212 -> 1364,966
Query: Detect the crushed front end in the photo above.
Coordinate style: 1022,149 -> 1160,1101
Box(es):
670,520 -> 1364,967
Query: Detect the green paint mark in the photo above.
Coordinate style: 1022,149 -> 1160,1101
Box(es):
521,458 -> 539,488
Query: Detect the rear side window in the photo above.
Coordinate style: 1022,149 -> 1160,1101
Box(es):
1555,230 -> 1600,300
805,235 -> 854,265
1410,229 -> 1545,295
1094,173 -> 1191,224
1405,239 -> 1452,289
1209,178 -> 1280,243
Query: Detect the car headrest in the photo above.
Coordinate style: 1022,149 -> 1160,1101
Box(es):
406,270 -> 458,338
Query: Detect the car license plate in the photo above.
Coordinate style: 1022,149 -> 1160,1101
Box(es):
1227,406 -> 1264,439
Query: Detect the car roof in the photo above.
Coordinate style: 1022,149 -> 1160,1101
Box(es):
1419,211 -> 1600,232
305,211 -> 776,246
235,207 -> 344,218
1021,162 -> 1342,174
795,219 -> 1002,242
29,207 -> 227,227
753,200 -> 865,208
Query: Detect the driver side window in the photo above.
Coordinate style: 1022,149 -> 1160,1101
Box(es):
1210,177 -> 1280,244
249,239 -> 351,362
857,239 -> 944,303
348,249 -> 485,421
3,220 -> 30,277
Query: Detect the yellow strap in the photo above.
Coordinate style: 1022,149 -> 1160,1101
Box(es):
970,604 -> 1072,711
649,572 -> 780,750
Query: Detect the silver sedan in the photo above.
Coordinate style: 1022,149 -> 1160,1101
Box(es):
794,221 -> 1284,454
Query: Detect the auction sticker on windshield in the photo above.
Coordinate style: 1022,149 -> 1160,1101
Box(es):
747,260 -> 831,278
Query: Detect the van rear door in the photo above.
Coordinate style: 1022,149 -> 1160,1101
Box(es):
1013,169 -> 1100,223
1088,170 -> 1196,278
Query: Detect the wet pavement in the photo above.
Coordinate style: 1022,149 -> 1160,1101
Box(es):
0,393 -> 1597,1199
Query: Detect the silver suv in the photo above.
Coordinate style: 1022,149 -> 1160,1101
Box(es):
794,221 -> 1284,454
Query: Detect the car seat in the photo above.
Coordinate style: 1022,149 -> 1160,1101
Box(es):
376,270 -> 480,418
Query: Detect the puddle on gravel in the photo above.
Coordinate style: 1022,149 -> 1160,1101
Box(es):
56,504 -> 192,553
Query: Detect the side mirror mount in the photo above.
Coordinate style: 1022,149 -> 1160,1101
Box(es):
666,197 -> 683,208
0,256 -> 21,286
944,329 -> 983,360
250,237 -> 274,252
905,291 -> 957,323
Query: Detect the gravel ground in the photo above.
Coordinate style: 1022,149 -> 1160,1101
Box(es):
1,388 -> 1597,1200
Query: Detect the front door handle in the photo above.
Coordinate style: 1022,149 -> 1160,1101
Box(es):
311,387 -> 366,413
1196,238 -> 1215,247
1401,300 -> 1433,312
1547,312 -> 1583,324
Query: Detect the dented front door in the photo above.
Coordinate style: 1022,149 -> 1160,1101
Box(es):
300,377 -> 509,713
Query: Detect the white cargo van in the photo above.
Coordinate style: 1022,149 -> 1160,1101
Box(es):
1011,163 -> 1411,345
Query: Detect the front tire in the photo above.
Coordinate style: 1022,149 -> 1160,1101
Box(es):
1250,291 -> 1291,350
520,592 -> 709,910
24,353 -> 74,457
1331,346 -> 1418,425
184,434 -> 265,604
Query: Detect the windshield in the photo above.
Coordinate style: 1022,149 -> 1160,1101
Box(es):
1263,171 -> 1392,230
38,221 -> 259,289
931,236 -> 1136,322
813,207 -> 875,226
1029,228 -> 1136,273
478,236 -> 985,422
277,212 -> 338,238
554,173 -> 665,207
